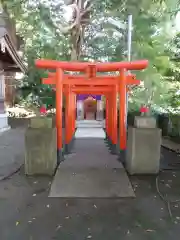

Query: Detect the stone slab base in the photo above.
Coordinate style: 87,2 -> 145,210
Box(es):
134,116 -> 156,128
25,128 -> 57,176
49,137 -> 135,198
126,127 -> 161,174
30,116 -> 55,128
49,168 -> 135,198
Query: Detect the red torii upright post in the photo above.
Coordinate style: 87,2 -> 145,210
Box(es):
108,85 -> 118,154
35,59 -> 148,161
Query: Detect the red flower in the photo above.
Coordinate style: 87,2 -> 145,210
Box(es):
40,106 -> 47,114
140,106 -> 149,113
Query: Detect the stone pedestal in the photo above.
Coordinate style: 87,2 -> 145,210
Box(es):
77,100 -> 84,120
29,116 -> 55,128
96,110 -> 104,120
0,113 -> 10,133
126,117 -> 161,175
96,100 -> 104,120
25,117 -> 57,176
134,116 -> 156,128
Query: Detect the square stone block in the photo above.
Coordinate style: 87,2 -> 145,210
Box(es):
134,116 -> 156,128
25,128 -> 57,175
30,116 -> 55,128
126,127 -> 161,174
96,110 -> 104,121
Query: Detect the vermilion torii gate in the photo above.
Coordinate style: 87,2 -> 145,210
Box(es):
43,73 -> 137,151
35,60 -> 148,159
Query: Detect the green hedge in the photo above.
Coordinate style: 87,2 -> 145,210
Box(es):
126,111 -> 180,142
127,111 -> 141,126
156,113 -> 169,136
167,115 -> 180,142
105,110 -> 180,142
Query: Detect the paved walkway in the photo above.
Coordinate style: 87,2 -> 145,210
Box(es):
49,121 -> 134,198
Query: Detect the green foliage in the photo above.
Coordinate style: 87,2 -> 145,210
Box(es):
2,0 -> 180,111
104,0 -> 180,111
2,0 -> 72,106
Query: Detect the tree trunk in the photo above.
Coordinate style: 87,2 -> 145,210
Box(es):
69,0 -> 87,61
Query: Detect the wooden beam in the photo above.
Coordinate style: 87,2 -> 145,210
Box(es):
36,59 -> 148,71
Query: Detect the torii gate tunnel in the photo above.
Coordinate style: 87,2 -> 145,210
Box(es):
35,59 -> 148,158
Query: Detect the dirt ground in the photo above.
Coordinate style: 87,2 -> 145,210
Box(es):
0,167 -> 180,240
0,119 -> 180,239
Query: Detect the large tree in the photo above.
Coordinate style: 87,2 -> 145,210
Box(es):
2,0 -> 180,110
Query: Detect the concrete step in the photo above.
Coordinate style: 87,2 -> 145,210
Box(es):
75,128 -> 105,139
76,120 -> 105,128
